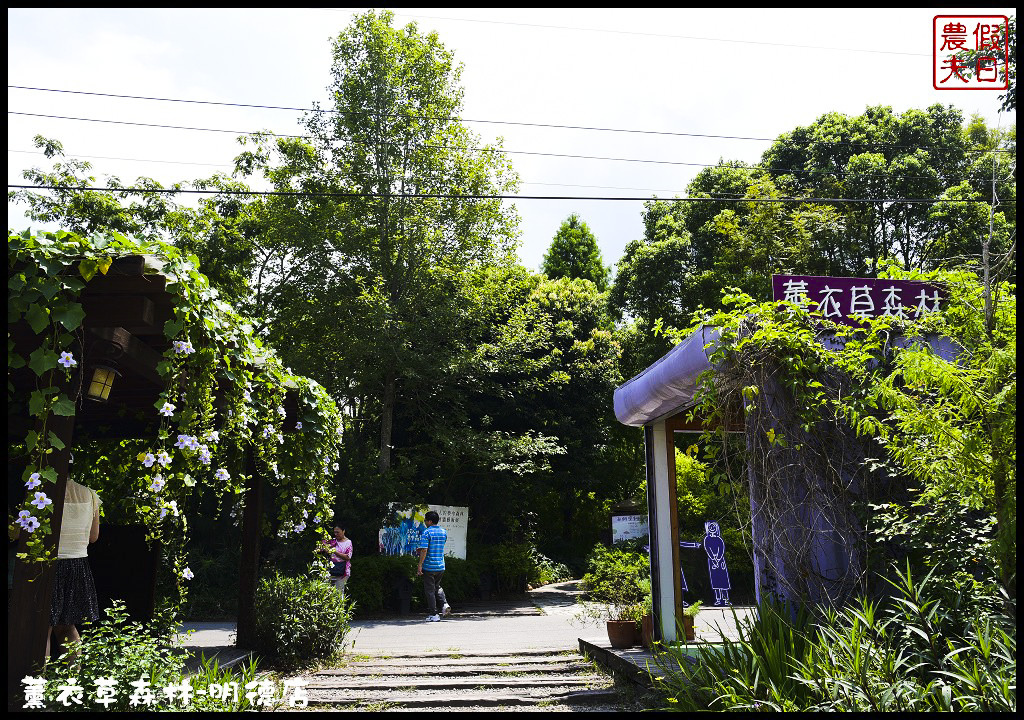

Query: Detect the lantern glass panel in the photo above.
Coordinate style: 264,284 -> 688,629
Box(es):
88,366 -> 116,402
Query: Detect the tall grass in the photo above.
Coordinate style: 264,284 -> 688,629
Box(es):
653,563 -> 1016,711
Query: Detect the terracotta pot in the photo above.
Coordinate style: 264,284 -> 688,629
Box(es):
641,613 -> 654,648
607,619 -> 639,648
683,614 -> 696,642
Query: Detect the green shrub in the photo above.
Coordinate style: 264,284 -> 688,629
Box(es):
344,554 -> 418,614
345,542 -> 579,618
37,600 -> 259,712
437,555 -> 489,603
580,543 -> 650,605
490,542 -> 533,594
653,563 -> 1017,712
529,550 -> 574,586
252,571 -> 351,669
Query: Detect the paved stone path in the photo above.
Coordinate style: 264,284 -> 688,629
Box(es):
278,581 -> 653,711
299,648 -> 631,711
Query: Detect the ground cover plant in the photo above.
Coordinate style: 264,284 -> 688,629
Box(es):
654,564 -> 1016,711
34,600 -> 260,712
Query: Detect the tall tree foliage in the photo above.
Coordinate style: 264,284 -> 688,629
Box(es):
610,107 -> 1016,373
242,10 -> 520,478
541,213 -> 609,291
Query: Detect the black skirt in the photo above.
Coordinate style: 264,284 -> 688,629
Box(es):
50,557 -> 100,626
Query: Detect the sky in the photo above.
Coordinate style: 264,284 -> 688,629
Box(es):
7,7 -> 1015,274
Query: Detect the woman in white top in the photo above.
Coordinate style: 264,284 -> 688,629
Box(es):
47,479 -> 101,659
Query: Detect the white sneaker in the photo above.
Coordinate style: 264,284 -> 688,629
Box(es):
426,614 -> 440,622
442,604 -> 452,617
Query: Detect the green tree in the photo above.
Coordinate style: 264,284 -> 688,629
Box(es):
241,10 -> 520,478
610,107 -> 1016,348
541,214 -> 609,291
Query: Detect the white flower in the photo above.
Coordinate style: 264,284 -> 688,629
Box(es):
276,406 -> 286,417
156,450 -> 172,467
150,475 -> 165,492
204,430 -> 220,443
160,402 -> 176,417
58,351 -> 77,368
25,472 -> 41,490
31,492 -> 52,510
215,468 -> 230,482
295,421 -> 303,430
167,500 -> 179,516
143,453 -> 157,468
332,462 -> 340,471
277,433 -> 284,445
182,567 -> 194,580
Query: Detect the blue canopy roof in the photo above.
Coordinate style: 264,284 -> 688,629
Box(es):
613,325 -> 719,427
613,324 -> 961,427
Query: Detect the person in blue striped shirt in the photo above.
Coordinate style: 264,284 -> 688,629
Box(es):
416,510 -> 451,622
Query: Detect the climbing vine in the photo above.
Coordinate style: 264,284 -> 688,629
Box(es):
686,264 -> 1015,606
8,229 -> 342,605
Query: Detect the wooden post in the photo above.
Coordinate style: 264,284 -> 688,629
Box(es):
8,411 -> 74,707
235,452 -> 263,648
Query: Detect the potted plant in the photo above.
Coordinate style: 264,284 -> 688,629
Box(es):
576,545 -> 649,648
682,600 -> 702,642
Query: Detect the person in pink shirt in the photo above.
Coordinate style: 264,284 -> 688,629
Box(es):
321,521 -> 352,598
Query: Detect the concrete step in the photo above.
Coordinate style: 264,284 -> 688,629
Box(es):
324,661 -> 594,676
298,649 -> 626,711
344,648 -> 579,661
308,687 -> 622,709
308,675 -> 609,691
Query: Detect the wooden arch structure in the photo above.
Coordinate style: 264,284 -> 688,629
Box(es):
7,255 -> 298,700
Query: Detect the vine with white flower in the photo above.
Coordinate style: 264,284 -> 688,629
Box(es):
9,229 -> 343,611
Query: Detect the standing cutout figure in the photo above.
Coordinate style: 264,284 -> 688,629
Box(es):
702,521 -> 731,605
680,521 -> 732,606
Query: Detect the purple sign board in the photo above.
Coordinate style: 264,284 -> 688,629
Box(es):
772,275 -> 944,326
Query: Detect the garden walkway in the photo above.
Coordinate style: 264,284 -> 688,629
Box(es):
180,581 -> 749,710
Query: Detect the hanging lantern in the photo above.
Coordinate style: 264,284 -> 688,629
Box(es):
86,364 -> 120,402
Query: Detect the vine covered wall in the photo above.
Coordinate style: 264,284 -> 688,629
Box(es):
8,229 -> 343,605
690,265 -> 1015,608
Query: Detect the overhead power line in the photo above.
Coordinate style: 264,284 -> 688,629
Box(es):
7,112 -> 1008,184
8,85 -> 778,142
7,146 -> 1002,186
8,184 -> 990,204
9,85 -> 1001,153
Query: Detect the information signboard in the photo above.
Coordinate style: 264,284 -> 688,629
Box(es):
378,504 -> 468,559
612,513 -> 649,544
